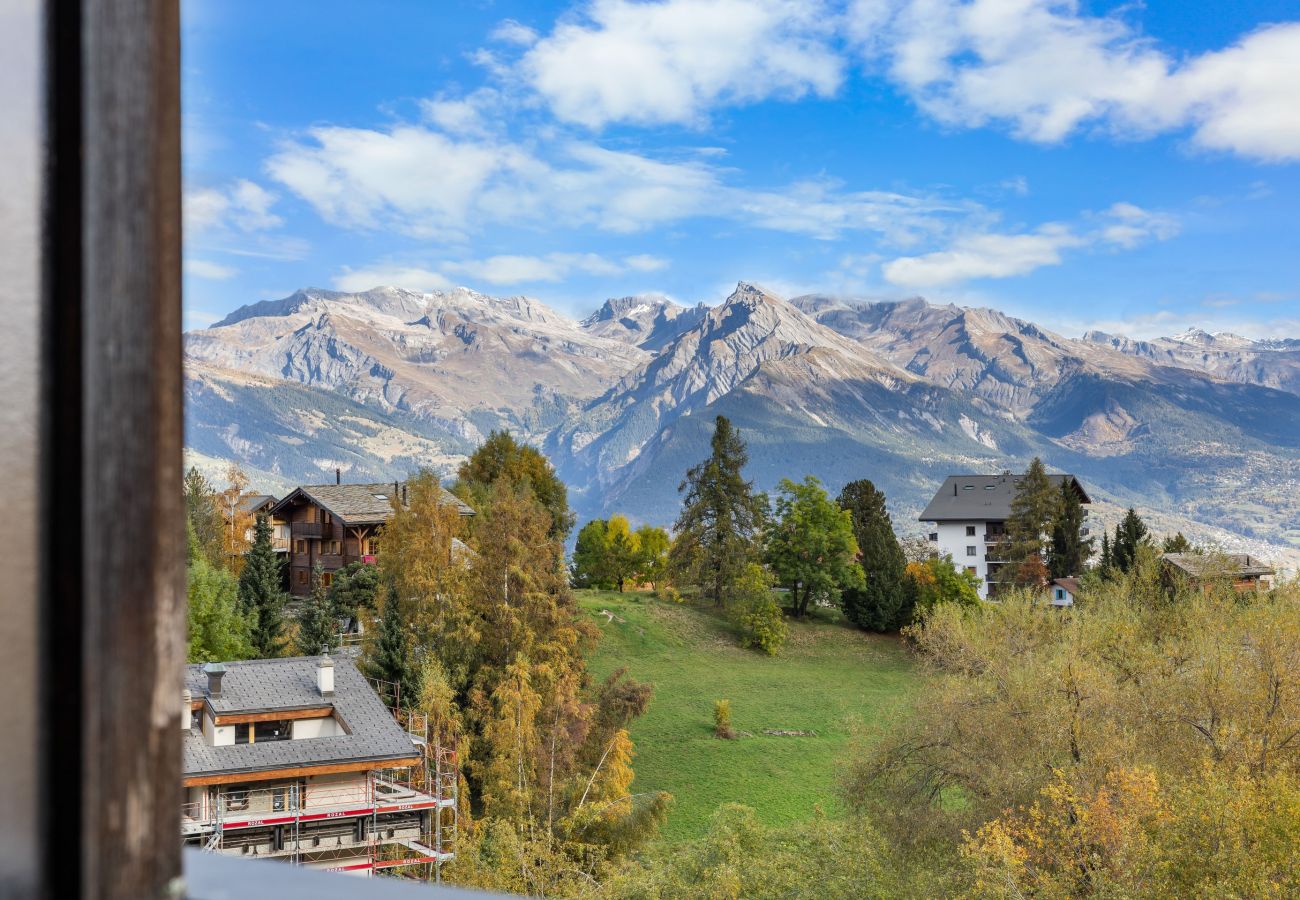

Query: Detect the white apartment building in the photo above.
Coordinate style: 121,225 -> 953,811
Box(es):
920,473 -> 1091,600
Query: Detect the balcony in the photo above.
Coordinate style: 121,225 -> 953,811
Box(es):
291,521 -> 333,540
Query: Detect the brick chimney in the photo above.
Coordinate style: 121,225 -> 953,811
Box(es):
318,653 -> 335,698
203,662 -> 226,700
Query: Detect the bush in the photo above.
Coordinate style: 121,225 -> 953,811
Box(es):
739,593 -> 787,655
714,699 -> 735,739
657,585 -> 684,603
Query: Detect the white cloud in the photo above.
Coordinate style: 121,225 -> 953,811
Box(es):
184,259 -> 238,280
265,121 -> 964,241
184,178 -> 283,235
491,19 -> 539,46
519,0 -> 844,128
883,203 -> 1179,288
884,224 -> 1083,288
624,253 -> 670,272
850,1 -> 1300,161
332,265 -> 452,293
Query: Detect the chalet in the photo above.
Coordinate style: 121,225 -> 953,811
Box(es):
232,493 -> 288,550
271,480 -> 474,597
1049,577 -> 1080,607
920,473 -> 1091,600
1162,552 -> 1275,593
181,654 -> 457,877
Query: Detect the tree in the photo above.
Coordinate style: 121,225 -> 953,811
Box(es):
669,416 -> 765,606
838,479 -> 912,632
367,583 -> 411,708
184,466 -> 224,567
237,512 -> 286,657
456,430 -> 575,541
765,476 -> 864,618
217,463 -> 253,574
605,514 -> 641,592
327,560 -> 380,626
571,518 -> 612,589
1048,479 -> 1092,579
634,525 -> 671,590
1003,459 -> 1058,587
1162,532 -> 1194,554
186,522 -> 254,663
1099,532 -> 1113,572
1112,507 -> 1150,574
295,565 -> 337,656
907,556 -> 980,618
732,562 -> 787,655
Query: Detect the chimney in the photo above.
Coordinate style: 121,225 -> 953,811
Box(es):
401,483 -> 408,506
318,653 -> 335,698
203,662 -> 226,700
336,467 -> 341,485
182,688 -> 193,731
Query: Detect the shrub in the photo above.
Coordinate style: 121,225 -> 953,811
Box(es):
713,700 -> 735,739
739,593 -> 787,655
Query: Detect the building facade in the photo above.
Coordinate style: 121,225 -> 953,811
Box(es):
270,481 -> 474,597
181,655 -> 457,877
920,473 -> 1091,600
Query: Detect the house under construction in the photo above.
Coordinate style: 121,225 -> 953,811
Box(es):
181,654 -> 457,879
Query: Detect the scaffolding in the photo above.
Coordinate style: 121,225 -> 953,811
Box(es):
186,690 -> 458,881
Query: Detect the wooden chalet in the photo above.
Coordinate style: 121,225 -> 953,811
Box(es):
270,480 -> 474,596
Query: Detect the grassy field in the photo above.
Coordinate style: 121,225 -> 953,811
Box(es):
576,589 -> 918,843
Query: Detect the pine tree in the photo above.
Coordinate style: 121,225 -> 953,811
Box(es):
237,513 -> 286,657
368,583 -> 411,708
1111,508 -> 1149,574
1004,458 -> 1058,587
295,565 -> 338,656
669,416 -> 764,606
1047,480 -> 1092,579
837,479 -> 913,632
1099,532 -> 1112,572
184,466 -> 224,567
1162,532 -> 1194,554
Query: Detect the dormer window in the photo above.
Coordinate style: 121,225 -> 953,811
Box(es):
372,493 -> 388,501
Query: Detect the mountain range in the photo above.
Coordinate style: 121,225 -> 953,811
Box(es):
185,282 -> 1300,568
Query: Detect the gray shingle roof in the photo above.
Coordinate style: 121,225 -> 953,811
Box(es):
1162,552 -> 1275,579
271,481 -> 474,526
919,473 -> 1090,522
237,493 -> 278,514
183,656 -> 420,781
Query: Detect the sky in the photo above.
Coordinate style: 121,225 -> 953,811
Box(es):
182,0 -> 1300,338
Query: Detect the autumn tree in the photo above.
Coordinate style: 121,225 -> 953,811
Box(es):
907,555 -> 981,617
455,430 -> 575,541
838,478 -> 912,632
670,416 -> 765,606
237,513 -> 286,657
604,514 -> 642,592
765,476 -> 863,618
732,562 -> 786,655
634,525 -> 671,590
217,463 -> 253,574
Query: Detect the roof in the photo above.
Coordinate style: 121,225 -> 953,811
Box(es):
183,655 -> 420,781
270,481 -> 475,526
237,493 -> 277,514
1052,577 -> 1081,595
919,473 -> 1090,522
1162,552 -> 1275,579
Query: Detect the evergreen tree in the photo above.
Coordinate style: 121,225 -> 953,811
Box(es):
237,513 -> 286,657
669,416 -> 764,606
837,479 -> 913,632
1004,458 -> 1058,586
186,521 -> 254,663
368,583 -> 411,708
765,476 -> 864,618
1162,532 -> 1194,554
456,430 -> 575,541
1112,508 -> 1150,574
571,518 -> 612,589
1099,533 -> 1113,572
184,466 -> 224,567
295,565 -> 338,656
327,560 -> 380,626
1047,480 -> 1092,579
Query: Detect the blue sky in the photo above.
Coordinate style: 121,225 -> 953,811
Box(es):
182,0 -> 1300,338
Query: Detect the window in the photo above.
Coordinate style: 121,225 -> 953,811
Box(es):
225,790 -> 250,812
234,723 -> 251,745
966,566 -> 978,575
322,572 -> 333,587
966,546 -> 977,556
966,525 -> 976,536
297,569 -> 308,586
368,538 -> 380,555
928,532 -> 938,542
294,539 -> 305,554
372,493 -> 388,501
254,720 -> 292,743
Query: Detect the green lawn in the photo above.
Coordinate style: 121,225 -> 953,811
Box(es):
577,589 -> 918,843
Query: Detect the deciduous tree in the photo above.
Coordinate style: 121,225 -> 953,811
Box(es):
456,430 -> 575,541
187,522 -> 254,663
765,476 -> 864,618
